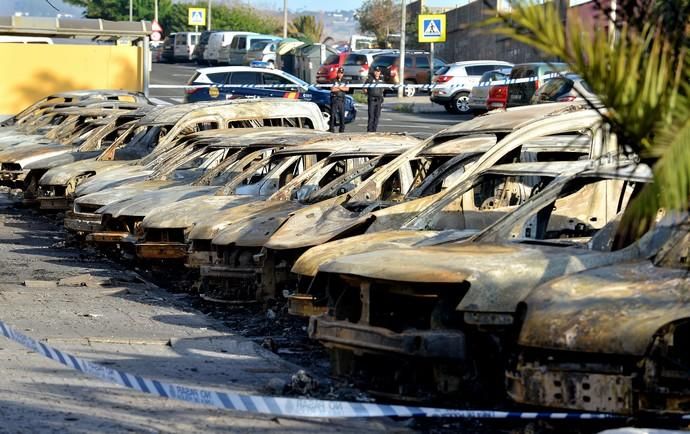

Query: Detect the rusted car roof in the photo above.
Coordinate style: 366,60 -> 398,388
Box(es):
272,133 -> 420,157
418,134 -> 497,156
138,99 -> 321,126
178,127 -> 328,147
51,102 -> 149,117
435,102 -> 589,139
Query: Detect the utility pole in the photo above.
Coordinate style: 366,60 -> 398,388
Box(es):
154,0 -> 158,23
283,0 -> 288,38
398,0 -> 406,98
129,0 -> 133,21
208,0 -> 212,30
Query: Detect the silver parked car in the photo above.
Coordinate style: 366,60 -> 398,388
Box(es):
468,67 -> 512,112
341,50 -> 396,86
243,40 -> 277,66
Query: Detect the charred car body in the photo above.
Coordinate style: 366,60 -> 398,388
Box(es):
307,162 -> 653,401
37,99 -> 327,210
135,134 -> 420,268
70,129 -> 329,252
508,216 -> 690,416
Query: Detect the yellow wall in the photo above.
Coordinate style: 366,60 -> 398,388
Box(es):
0,44 -> 143,115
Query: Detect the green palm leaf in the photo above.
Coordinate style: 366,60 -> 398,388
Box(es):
483,2 -> 690,236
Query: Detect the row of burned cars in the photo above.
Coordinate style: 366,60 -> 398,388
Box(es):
1,90 -> 688,420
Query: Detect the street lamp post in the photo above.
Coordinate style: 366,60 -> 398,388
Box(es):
398,0 -> 406,98
129,0 -> 133,21
154,0 -> 158,23
283,0 -> 288,38
208,0 -> 212,30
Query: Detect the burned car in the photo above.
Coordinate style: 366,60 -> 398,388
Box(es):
193,103 -> 603,307
20,107 -> 154,204
184,134 -> 424,302
0,90 -> 151,128
278,107 -> 618,316
69,129 -> 329,251
135,134 -> 419,267
0,104 -> 149,190
307,161 -> 653,401
36,99 -> 327,210
507,216 -> 690,416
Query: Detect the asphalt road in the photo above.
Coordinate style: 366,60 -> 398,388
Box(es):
149,62 -> 469,138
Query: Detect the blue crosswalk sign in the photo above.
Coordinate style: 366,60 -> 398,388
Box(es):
188,7 -> 206,26
418,14 -> 446,42
423,19 -> 441,37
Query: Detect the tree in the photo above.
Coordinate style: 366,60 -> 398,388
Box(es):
356,0 -> 401,48
63,0 -> 281,35
484,1 -> 690,238
288,15 -> 324,44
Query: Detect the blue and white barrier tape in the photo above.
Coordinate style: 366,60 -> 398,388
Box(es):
0,318 -> 627,419
150,73 -> 565,91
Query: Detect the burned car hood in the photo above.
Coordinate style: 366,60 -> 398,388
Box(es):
318,241 -> 644,314
184,198 -> 275,240
142,195 -> 258,231
75,180 -> 179,209
518,262 -> 690,356
98,185 -> 221,218
263,196 -> 370,250
292,229 -> 451,277
39,159 -> 129,186
265,194 -> 440,251
75,167 -> 155,197
210,201 -> 306,248
0,143 -> 72,167
0,135 -> 50,148
23,150 -> 102,170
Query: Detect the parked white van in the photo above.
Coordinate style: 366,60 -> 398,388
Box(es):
173,32 -> 200,61
224,34 -> 281,66
205,31 -> 257,65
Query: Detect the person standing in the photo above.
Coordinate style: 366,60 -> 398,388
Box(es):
329,67 -> 349,133
364,66 -> 385,132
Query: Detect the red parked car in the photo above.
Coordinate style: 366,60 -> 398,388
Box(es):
486,82 -> 509,110
316,52 -> 349,84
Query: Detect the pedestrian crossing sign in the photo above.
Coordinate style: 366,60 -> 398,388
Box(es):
418,14 -> 446,43
188,7 -> 206,26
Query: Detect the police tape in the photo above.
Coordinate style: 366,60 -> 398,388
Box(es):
0,318 -> 629,420
150,73 -> 563,91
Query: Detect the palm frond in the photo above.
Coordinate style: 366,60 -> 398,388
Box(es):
483,2 -> 690,237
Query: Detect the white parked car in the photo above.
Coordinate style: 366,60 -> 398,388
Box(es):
204,31 -> 256,65
430,60 -> 513,114
173,32 -> 200,61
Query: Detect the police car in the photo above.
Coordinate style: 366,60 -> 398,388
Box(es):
184,64 -> 357,123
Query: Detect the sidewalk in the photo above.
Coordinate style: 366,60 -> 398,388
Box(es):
0,195 -> 399,433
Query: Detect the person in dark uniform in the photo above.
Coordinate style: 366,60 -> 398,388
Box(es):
329,67 -> 349,133
364,66 -> 385,132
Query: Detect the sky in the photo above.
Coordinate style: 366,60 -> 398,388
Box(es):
273,0 -> 468,12
3,0 -> 468,16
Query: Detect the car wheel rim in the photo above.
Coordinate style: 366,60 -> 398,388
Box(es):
456,95 -> 470,112
404,87 -> 415,97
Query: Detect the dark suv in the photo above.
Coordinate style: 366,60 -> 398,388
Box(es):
193,31 -> 216,65
370,52 -> 447,96
506,62 -> 568,107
